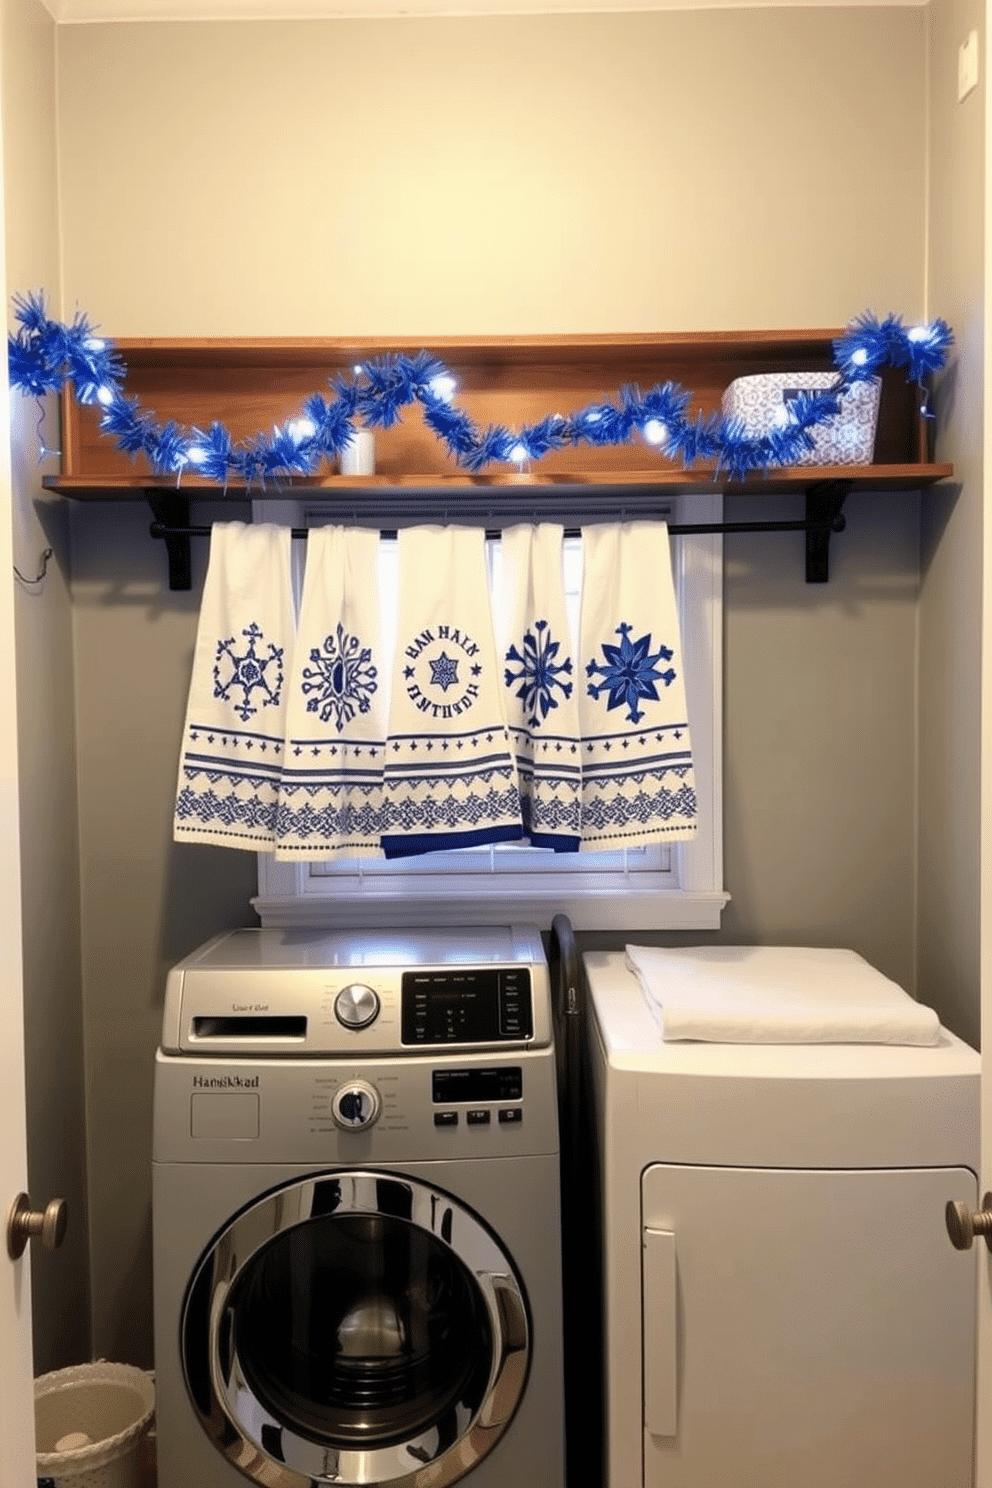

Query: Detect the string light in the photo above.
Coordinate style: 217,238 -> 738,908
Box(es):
429,374 -> 457,403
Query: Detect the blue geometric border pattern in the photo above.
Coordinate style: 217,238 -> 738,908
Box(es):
274,789 -> 386,855
274,736 -> 388,857
580,770 -> 698,832
380,767 -> 520,823
175,717 -> 286,845
579,698 -> 698,845
379,763 -> 523,858
175,778 -> 280,840
279,733 -> 386,787
507,723 -> 582,849
580,718 -> 693,774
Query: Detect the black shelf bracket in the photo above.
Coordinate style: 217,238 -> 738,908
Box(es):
146,491 -> 192,591
804,481 -> 851,583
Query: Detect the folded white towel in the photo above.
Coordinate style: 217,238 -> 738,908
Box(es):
579,523 -> 698,849
380,526 -> 523,857
624,944 -> 941,1045
174,522 -> 295,850
274,526 -> 387,859
497,524 -> 582,850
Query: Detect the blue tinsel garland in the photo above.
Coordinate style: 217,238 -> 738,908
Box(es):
7,291 -> 953,486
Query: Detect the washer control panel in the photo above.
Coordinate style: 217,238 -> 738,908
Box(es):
430,1065 -> 523,1130
402,969 -> 532,1045
164,926 -> 550,1056
160,1046 -> 557,1162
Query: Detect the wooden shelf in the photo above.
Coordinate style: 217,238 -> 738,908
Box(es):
42,328 -> 952,585
42,463 -> 952,500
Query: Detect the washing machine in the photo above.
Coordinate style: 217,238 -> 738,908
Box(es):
152,925 -> 565,1488
583,949 -> 981,1488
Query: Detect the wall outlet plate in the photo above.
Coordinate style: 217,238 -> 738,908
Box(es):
958,29 -> 979,102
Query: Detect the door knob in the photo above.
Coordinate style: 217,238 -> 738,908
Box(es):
946,1194 -> 992,1251
6,1193 -> 68,1260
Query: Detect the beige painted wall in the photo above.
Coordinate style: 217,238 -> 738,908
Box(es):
2,0 -> 91,1372
56,10 -> 926,337
52,7 -> 932,1365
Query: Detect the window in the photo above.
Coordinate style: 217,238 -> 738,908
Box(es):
253,494 -> 726,931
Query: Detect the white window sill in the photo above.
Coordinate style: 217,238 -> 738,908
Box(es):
252,886 -> 730,932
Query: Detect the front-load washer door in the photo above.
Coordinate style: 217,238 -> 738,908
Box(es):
181,1170 -> 530,1488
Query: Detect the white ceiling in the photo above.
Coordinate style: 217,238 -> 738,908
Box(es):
43,0 -> 925,21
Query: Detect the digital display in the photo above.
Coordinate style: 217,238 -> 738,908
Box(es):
432,1067 -> 523,1104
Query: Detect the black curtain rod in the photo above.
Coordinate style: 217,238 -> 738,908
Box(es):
150,516 -> 845,541
145,484 -> 851,586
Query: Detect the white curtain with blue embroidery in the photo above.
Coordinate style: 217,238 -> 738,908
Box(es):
577,522 -> 698,848
496,524 -> 582,851
274,526 -> 387,859
379,525 -> 523,857
173,520 -> 699,856
173,521 -> 295,849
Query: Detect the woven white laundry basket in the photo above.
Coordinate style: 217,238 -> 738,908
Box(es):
35,1362 -> 155,1488
721,371 -> 881,464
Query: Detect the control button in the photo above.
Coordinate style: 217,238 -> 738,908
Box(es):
434,1111 -> 458,1127
467,1109 -> 491,1126
334,983 -> 381,1030
498,1108 -> 523,1124
331,1080 -> 381,1131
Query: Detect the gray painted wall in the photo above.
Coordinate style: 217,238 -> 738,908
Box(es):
919,0 -> 985,1053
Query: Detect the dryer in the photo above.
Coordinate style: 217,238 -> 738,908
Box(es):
583,950 -> 981,1488
152,925 -> 564,1488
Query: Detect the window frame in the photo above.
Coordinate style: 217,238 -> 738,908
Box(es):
252,492 -> 727,931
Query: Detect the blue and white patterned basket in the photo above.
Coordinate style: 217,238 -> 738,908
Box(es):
721,370 -> 881,465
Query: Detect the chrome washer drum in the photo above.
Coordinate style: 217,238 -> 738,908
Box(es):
182,1169 -> 529,1488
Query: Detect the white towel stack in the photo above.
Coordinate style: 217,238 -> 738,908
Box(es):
625,944 -> 941,1045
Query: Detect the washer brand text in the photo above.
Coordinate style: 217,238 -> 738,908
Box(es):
192,1075 -> 260,1089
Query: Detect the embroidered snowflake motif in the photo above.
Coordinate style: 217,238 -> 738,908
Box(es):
505,619 -> 573,727
213,622 -> 284,722
429,651 -> 460,692
301,623 -> 378,729
586,622 -> 676,724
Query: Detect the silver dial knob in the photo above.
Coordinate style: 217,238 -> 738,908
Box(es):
332,1080 -> 381,1131
334,983 -> 380,1030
